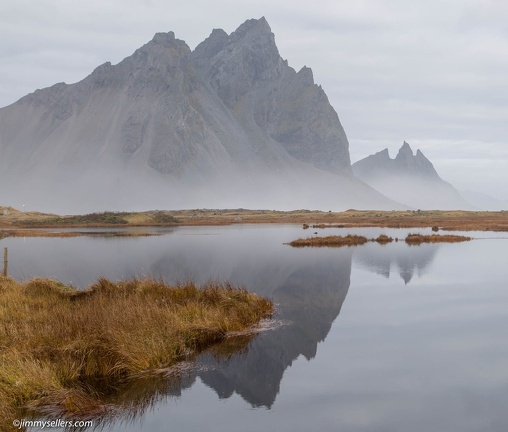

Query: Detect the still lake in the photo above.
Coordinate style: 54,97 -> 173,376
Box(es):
4,225 -> 508,431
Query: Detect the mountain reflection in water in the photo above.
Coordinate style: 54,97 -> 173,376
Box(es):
1,226 -> 449,425
353,241 -> 439,284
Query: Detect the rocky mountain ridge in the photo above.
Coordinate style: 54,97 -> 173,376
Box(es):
352,142 -> 472,210
0,17 -> 396,213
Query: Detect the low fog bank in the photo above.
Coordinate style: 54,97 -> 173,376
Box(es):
355,175 -> 474,211
1,165 -> 403,215
8,163 -> 506,214
459,190 -> 508,211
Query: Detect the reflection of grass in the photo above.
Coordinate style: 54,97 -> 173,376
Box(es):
0,229 -> 161,239
0,277 -> 273,425
288,235 -> 369,247
405,233 -> 471,244
1,229 -> 82,238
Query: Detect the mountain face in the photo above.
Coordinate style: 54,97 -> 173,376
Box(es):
352,142 -> 472,210
0,17 -> 397,213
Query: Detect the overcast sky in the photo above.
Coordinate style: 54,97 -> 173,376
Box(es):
1,0 -> 507,200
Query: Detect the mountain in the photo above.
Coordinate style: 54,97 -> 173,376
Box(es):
352,142 -> 472,210
0,17 -> 397,213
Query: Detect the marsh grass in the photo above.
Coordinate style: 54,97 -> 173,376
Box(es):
405,233 -> 472,244
0,276 -> 273,427
288,233 -> 472,248
374,234 -> 394,244
288,235 -> 369,247
4,209 -> 507,231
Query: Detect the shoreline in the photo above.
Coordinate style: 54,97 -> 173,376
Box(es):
1,208 -> 508,232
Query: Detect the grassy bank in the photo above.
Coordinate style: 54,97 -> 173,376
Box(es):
0,277 -> 273,427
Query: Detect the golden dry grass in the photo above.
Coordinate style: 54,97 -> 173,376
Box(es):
374,234 -> 394,244
405,233 -> 472,244
0,276 -> 273,428
288,232 -> 472,248
288,235 -> 369,247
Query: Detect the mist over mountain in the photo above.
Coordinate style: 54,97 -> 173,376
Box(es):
352,142 -> 472,210
0,17 -> 397,213
458,190 -> 508,211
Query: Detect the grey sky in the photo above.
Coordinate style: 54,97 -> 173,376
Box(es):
1,0 -> 506,200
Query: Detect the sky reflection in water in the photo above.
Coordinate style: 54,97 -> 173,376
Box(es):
6,226 -> 507,432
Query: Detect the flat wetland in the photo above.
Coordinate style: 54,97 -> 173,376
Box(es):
1,207 -> 508,233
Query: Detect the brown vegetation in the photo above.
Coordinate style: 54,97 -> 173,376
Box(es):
1,208 -> 508,231
289,232 -> 473,248
288,235 -> 369,247
374,234 -> 394,244
404,233 -> 472,244
0,276 -> 273,427
311,224 -> 345,229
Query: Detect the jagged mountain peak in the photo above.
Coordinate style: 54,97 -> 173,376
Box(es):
201,17 -> 281,90
297,66 -> 314,85
352,141 -> 472,210
151,31 -> 176,45
0,17 -> 396,213
230,16 -> 271,40
374,148 -> 391,159
395,140 -> 414,161
415,149 -> 427,159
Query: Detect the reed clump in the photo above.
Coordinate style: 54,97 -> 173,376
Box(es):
374,234 -> 394,244
405,233 -> 472,244
288,235 -> 369,247
0,276 -> 273,424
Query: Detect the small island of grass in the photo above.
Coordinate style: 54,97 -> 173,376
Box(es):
374,234 -> 394,244
288,232 -> 472,248
0,276 -> 273,426
405,233 -> 472,244
288,235 -> 369,247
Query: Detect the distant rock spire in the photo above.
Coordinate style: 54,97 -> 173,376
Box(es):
352,141 -> 473,210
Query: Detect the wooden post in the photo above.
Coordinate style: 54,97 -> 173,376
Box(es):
3,247 -> 7,277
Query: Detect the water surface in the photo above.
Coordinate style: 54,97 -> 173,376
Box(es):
5,225 -> 507,431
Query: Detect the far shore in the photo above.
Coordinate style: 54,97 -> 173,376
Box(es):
1,207 -> 508,232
